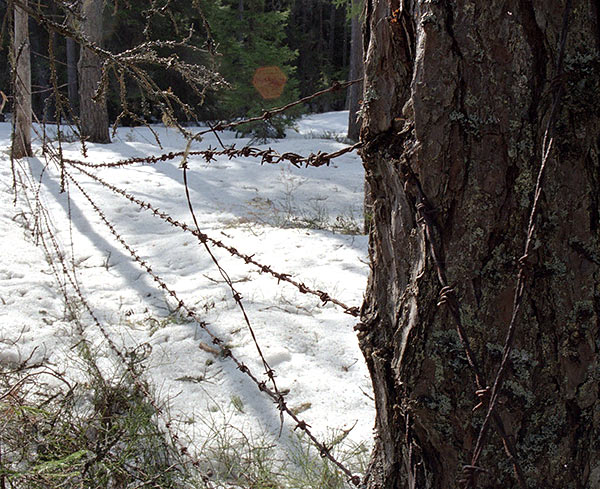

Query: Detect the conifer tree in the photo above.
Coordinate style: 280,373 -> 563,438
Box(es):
206,0 -> 299,138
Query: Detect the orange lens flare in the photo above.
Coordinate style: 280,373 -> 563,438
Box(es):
252,66 -> 287,100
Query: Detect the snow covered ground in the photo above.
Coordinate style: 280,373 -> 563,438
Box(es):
0,111 -> 374,464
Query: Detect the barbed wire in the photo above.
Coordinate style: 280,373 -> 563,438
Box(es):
199,79 -> 362,135
6,0 -> 578,484
467,1 -> 573,486
399,161 -> 526,488
10,161 -> 216,486
180,144 -> 285,412
6,8 -> 365,481
62,165 -> 362,486
67,160 -> 361,317
63,141 -> 362,170
389,2 -> 574,487
22,71 -> 362,489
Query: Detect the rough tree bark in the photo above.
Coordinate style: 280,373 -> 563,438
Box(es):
358,1 -> 599,488
12,0 -> 32,158
347,0 -> 363,141
78,0 -> 110,143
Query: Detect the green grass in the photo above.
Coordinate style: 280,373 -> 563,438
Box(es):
1,335 -> 370,489
0,354 -> 197,489
191,402 -> 370,489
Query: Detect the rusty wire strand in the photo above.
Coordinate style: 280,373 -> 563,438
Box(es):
180,142 -> 283,414
404,166 -> 526,488
13,159 -> 214,484
62,166 -> 361,486
63,141 -> 362,170
67,160 -> 360,317
468,0 -> 573,483
196,79 -> 362,135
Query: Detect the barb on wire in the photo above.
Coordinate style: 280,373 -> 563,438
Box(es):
403,164 -> 526,489
180,140 -> 283,410
62,166 -> 361,486
64,141 -> 362,170
67,161 -> 361,317
200,143 -> 363,169
10,162 -> 211,480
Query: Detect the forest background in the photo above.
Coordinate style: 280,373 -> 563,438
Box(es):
0,0 -> 361,137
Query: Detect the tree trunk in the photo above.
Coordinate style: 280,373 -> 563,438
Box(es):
346,0 -> 363,141
12,0 -> 32,159
29,18 -> 46,120
67,36 -> 79,116
358,1 -> 600,488
78,0 -> 110,143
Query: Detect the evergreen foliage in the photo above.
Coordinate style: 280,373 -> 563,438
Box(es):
203,0 -> 300,139
0,0 -> 354,130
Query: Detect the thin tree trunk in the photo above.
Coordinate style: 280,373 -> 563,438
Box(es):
12,0 -> 32,159
78,0 -> 110,143
346,0 -> 363,141
359,1 -> 600,488
29,18 -> 44,120
67,37 -> 78,116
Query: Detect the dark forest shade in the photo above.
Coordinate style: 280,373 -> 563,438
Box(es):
0,0 -> 356,126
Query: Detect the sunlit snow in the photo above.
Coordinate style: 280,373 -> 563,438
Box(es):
0,110 -> 374,456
